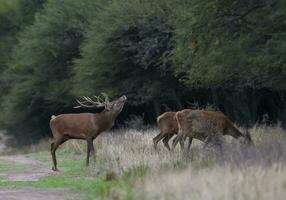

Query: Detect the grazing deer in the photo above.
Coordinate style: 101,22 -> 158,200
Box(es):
50,94 -> 127,171
153,112 -> 192,151
172,109 -> 253,151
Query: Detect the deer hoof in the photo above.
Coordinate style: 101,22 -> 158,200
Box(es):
52,167 -> 59,171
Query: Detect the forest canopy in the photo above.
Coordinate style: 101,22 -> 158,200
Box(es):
0,0 -> 285,144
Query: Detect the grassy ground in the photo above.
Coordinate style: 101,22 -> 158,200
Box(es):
0,160 -> 26,173
0,126 -> 286,199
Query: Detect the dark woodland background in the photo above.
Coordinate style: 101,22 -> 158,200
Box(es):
0,0 -> 285,145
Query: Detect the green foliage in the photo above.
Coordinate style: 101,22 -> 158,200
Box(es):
0,0 -> 101,142
73,0 -> 186,113
0,0 -> 285,143
173,0 -> 286,90
0,0 -> 46,97
124,114 -> 145,130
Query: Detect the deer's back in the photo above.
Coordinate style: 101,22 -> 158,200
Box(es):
50,113 -> 98,137
176,109 -> 229,140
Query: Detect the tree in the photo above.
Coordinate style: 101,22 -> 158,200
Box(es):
172,0 -> 286,124
0,0 -> 46,101
73,0 -> 187,119
1,0 -> 285,144
0,0 -> 100,144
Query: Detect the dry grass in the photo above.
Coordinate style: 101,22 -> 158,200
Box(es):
2,125 -> 286,199
143,163 -> 286,200
62,128 -> 186,174
140,125 -> 286,200
59,125 -> 286,200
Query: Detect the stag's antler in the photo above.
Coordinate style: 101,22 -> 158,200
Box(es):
74,93 -> 109,109
101,92 -> 109,104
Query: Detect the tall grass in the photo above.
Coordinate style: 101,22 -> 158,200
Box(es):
75,126 -> 286,199
2,125 -> 286,199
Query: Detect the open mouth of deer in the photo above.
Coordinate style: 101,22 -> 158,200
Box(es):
110,95 -> 127,113
118,95 -> 127,105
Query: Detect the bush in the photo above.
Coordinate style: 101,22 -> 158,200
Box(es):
124,115 -> 145,130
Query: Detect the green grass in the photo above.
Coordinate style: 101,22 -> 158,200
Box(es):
0,152 -> 147,200
0,160 -> 26,173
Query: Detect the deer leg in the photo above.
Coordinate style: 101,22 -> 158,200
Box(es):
203,135 -> 225,161
217,141 -> 224,161
187,137 -> 193,153
181,135 -> 191,156
172,135 -> 179,150
86,142 -> 90,167
172,131 -> 184,151
215,135 -> 225,162
162,134 -> 173,151
51,137 -> 65,171
87,139 -> 96,167
179,137 -> 185,151
51,142 -> 56,170
203,135 -> 213,149
153,132 -> 165,150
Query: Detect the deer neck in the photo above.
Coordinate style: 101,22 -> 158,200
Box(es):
95,110 -> 118,130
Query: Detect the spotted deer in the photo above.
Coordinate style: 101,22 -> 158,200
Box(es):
50,94 -> 127,171
172,109 -> 253,151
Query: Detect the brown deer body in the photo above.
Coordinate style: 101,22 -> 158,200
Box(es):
172,109 -> 253,150
50,94 -> 127,171
153,112 -> 192,151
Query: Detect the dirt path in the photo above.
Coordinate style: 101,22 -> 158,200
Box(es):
0,154 -> 71,200
0,187 -> 67,200
0,154 -> 52,181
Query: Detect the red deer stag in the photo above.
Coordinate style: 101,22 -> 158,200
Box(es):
153,112 -> 192,151
172,109 -> 253,151
50,94 -> 127,171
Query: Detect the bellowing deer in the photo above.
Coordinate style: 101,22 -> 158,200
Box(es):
153,112 -> 192,151
172,109 -> 253,151
50,94 -> 127,171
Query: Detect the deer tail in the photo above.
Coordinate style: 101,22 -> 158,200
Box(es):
51,115 -> 56,120
156,115 -> 164,124
175,112 -> 182,131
